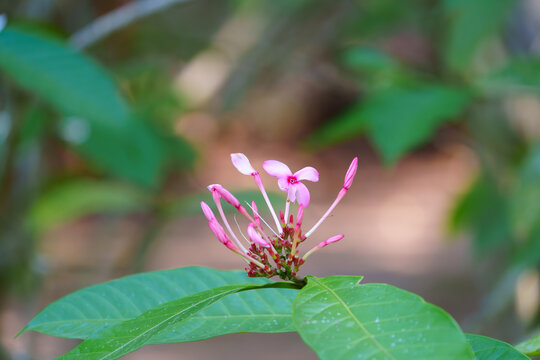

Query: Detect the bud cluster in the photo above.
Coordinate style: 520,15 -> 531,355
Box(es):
201,153 -> 358,282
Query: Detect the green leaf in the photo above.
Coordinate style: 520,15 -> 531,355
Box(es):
28,179 -> 150,234
449,175 -> 511,254
292,276 -> 475,360
0,28 -> 166,186
307,84 -> 470,159
56,282 -> 285,360
22,267 -> 298,343
510,143 -> 540,238
478,57 -> 540,95
445,0 -> 516,73
467,334 -> 530,359
516,334 -> 540,356
366,85 -> 470,164
0,28 -> 129,127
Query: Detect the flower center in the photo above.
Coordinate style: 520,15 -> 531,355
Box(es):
288,176 -> 297,184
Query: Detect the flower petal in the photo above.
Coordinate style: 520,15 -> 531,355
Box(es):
262,160 -> 292,179
294,166 -> 319,182
231,153 -> 257,175
277,177 -> 289,192
295,182 -> 310,207
287,184 -> 296,203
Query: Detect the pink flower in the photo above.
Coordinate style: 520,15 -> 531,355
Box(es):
262,160 -> 319,207
202,152 -> 358,281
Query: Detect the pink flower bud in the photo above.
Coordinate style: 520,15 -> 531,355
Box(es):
317,234 -> 345,249
208,184 -> 241,209
344,157 -> 358,190
209,220 -> 236,250
231,153 -> 257,175
200,201 -> 216,221
247,223 -> 270,248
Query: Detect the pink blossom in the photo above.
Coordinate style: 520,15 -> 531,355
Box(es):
262,160 -> 319,207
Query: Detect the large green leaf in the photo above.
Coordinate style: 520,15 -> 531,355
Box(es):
366,85 -> 470,164
28,179 -> 150,234
516,334 -> 540,356
467,334 -> 530,359
307,84 -> 470,161
22,267 -> 298,343
292,276 -> 475,360
56,282 -> 289,360
0,28 -> 166,186
444,0 -> 516,73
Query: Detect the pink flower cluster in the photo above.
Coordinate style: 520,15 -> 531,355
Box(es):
201,153 -> 358,281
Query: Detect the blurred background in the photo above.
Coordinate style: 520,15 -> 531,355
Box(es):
1,0 -> 540,359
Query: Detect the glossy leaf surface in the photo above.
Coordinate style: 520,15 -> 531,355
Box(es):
293,276 -> 475,360
56,283 -> 278,359
23,267 -> 298,343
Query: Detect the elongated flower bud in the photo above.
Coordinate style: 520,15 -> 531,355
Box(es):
231,153 -> 257,175
344,157 -> 358,190
200,201 -> 216,221
302,234 -> 344,261
317,234 -> 344,248
208,184 -> 241,209
247,223 -> 270,248
208,220 -> 235,249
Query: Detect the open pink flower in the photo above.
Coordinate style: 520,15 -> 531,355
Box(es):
262,160 -> 319,207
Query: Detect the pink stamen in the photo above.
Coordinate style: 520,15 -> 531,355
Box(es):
304,158 -> 358,238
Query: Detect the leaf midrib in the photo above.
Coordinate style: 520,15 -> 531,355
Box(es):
309,278 -> 396,360
98,287 -> 242,360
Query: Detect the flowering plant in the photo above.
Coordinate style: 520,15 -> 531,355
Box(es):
18,154 -> 534,360
202,153 -> 357,282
